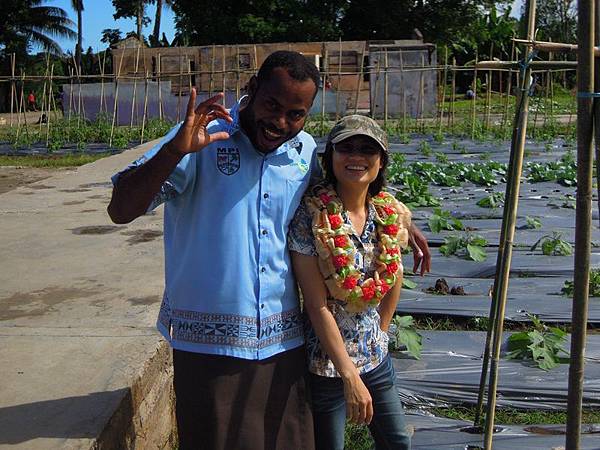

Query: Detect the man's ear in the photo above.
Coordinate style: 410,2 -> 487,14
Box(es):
247,76 -> 258,99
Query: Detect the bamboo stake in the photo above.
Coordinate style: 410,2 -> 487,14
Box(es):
15,70 -> 27,143
471,51 -> 478,139
485,44 -> 493,131
321,48 -> 328,133
99,50 -> 106,115
130,46 -> 141,127
566,0 -> 594,447
45,63 -> 54,146
384,49 -> 389,127
140,69 -> 149,144
222,46 -> 226,107
439,46 -> 448,135
39,54 -> 50,134
449,57 -> 456,128
177,47 -> 183,123
109,48 -> 125,148
68,67 -> 74,121
9,53 -> 15,127
73,55 -> 83,126
401,50 -> 407,134
209,45 -> 216,97
354,46 -> 365,114
419,53 -> 425,132
482,2 -> 536,448
336,38 -> 342,120
157,53 -> 163,120
543,70 -> 550,129
502,37 -> 517,137
235,45 -> 241,100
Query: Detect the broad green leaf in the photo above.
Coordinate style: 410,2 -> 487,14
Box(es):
466,244 -> 487,261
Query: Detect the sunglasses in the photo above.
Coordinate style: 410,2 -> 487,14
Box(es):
332,143 -> 381,156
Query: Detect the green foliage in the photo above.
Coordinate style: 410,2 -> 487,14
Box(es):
344,423 -> 373,450
394,175 -> 440,209
476,192 -> 505,208
526,151 -> 577,186
402,278 -> 417,289
434,151 -> 448,164
562,268 -> 600,297
440,233 -> 488,261
506,315 -> 569,371
428,208 -> 464,233
530,232 -> 573,256
522,216 -> 542,230
418,140 -> 433,157
390,315 -> 422,359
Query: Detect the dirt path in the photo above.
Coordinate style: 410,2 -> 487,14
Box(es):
0,166 -> 71,194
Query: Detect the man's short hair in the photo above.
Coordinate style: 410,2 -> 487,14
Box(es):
257,50 -> 320,96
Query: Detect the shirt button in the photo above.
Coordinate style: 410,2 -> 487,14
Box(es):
264,193 -> 269,199
260,304 -> 265,309
262,229 -> 268,235
261,267 -> 266,273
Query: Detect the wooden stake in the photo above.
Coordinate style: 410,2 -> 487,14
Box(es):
45,63 -> 54,146
471,51 -> 478,139
157,53 -> 163,120
449,57 -> 456,128
140,69 -> 149,144
482,2 -> 536,448
336,38 -> 342,120
383,49 -> 389,127
354,46 -> 365,114
109,48 -> 125,148
9,53 -> 15,127
130,46 -> 141,127
566,0 -> 594,448
439,46 -> 448,135
177,47 -> 183,123
400,49 -> 407,134
209,45 -> 216,97
321,48 -> 328,133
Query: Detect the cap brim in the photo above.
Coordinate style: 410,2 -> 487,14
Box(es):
330,130 -> 387,153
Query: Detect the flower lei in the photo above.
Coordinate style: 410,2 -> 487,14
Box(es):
308,184 -> 407,313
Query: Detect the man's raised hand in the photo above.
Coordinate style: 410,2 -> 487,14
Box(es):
166,89 -> 233,156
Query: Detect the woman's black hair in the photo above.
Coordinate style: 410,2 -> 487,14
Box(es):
321,137 -> 389,197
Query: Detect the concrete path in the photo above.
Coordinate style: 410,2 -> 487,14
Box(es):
0,140 -> 175,449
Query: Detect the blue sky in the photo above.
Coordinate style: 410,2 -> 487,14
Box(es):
45,0 -> 523,55
47,0 -> 177,54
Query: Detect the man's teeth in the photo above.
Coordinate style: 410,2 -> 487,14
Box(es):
264,128 -> 282,139
347,165 -> 367,170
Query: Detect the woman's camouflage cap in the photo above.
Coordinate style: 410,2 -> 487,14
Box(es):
327,114 -> 388,153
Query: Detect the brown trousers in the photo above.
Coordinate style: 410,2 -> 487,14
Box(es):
173,346 -> 315,450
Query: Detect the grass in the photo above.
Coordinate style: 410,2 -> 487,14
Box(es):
0,153 -> 112,167
431,406 -> 600,425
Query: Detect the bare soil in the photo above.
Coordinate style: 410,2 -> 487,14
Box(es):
0,166 -> 68,194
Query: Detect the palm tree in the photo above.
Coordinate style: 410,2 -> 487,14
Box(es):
151,0 -> 172,47
71,0 -> 84,69
0,0 -> 76,55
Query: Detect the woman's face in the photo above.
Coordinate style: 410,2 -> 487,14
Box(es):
331,135 -> 383,190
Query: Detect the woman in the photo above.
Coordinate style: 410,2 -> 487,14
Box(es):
289,114 -> 412,450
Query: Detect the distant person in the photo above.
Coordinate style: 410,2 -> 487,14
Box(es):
465,87 -> 475,100
27,91 -> 37,111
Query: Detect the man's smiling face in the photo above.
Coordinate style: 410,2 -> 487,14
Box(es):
242,67 -> 316,153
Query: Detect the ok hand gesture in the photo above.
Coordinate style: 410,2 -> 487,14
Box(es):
166,89 -> 233,156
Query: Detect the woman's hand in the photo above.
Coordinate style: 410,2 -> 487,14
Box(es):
343,372 -> 373,425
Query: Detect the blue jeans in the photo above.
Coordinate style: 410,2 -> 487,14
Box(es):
309,354 -> 411,450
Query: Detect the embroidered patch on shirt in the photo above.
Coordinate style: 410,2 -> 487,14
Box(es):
297,159 -> 309,173
217,147 -> 240,175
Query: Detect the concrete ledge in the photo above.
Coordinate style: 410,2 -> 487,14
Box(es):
0,140 -> 176,449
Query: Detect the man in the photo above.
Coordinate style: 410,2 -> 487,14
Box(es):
108,51 -> 429,450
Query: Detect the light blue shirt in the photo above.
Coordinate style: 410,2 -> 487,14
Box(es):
112,98 -> 320,359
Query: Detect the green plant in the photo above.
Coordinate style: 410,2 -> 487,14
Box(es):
418,140 -> 433,157
390,315 -> 422,359
530,232 -> 573,256
427,208 -> 464,233
521,216 -> 542,230
476,192 -> 505,208
344,423 -> 373,450
440,233 -> 488,261
562,268 -> 600,297
402,278 -> 417,289
394,175 -> 440,209
506,314 -> 569,370
434,151 -> 448,163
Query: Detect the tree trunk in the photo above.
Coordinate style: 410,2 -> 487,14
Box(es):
76,7 -> 82,69
137,0 -> 143,41
152,0 -> 163,46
